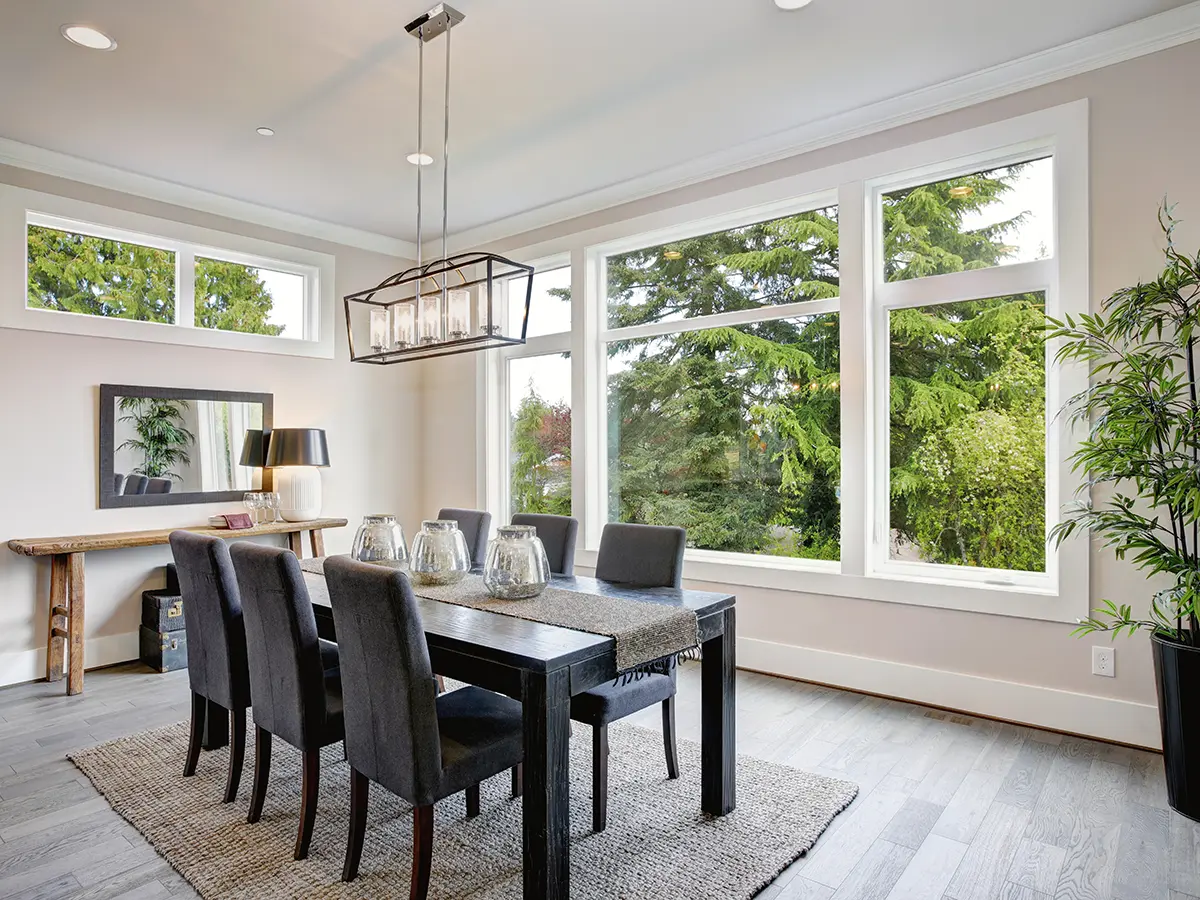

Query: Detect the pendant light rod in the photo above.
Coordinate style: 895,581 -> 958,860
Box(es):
442,21 -> 451,267
415,23 -> 424,269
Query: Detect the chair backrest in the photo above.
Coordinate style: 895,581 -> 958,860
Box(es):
146,477 -> 174,494
230,542 -> 329,749
437,508 -> 491,566
511,513 -> 578,576
594,523 -> 687,588
324,556 -> 442,806
113,473 -> 126,495
125,474 -> 149,495
169,532 -> 249,710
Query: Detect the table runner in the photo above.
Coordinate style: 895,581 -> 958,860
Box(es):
299,557 -> 697,673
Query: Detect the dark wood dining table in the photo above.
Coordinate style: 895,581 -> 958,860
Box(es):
304,570 -> 736,900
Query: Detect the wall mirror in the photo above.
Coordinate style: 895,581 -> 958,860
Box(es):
99,384 -> 273,508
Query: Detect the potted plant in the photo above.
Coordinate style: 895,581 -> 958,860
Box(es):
1048,204 -> 1200,821
117,396 -> 195,481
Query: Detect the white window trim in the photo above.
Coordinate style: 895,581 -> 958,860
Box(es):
478,100 -> 1089,624
2,185 -> 336,358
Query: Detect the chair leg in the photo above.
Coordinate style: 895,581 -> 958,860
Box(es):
435,675 -> 445,693
247,727 -> 272,824
295,749 -> 320,860
223,707 -> 246,803
411,805 -> 434,900
662,696 -> 680,780
592,724 -> 609,833
183,692 -> 205,777
342,768 -> 369,882
511,763 -> 523,798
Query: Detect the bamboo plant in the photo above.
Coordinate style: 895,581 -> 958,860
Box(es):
1047,204 -> 1200,646
117,396 -> 195,482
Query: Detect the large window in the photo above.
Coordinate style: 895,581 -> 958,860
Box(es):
603,206 -> 841,561
3,187 -> 334,358
484,103 -> 1089,619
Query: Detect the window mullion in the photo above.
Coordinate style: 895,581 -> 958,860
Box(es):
177,246 -> 196,328
601,297 -> 840,344
838,180 -> 867,577
874,259 -> 1054,311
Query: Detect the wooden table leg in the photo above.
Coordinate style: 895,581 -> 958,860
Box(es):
701,606 -> 736,816
45,555 -> 68,683
521,667 -> 571,900
309,529 -> 325,558
66,553 -> 86,696
287,530 -> 304,558
203,700 -> 230,751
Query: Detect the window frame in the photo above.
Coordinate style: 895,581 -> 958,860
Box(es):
2,186 -> 335,358
478,100 -> 1089,623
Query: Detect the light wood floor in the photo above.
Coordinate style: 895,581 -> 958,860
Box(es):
0,662 -> 1195,900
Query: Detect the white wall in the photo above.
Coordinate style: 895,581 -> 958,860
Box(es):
0,165 -> 420,685
416,41 -> 1200,748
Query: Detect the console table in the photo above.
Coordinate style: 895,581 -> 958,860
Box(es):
7,518 -> 347,696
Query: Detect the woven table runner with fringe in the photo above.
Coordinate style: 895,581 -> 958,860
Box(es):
299,557 -> 697,673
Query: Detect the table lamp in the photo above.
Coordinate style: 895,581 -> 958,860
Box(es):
264,428 -> 330,522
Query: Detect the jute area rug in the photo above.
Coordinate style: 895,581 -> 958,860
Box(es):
70,719 -> 857,900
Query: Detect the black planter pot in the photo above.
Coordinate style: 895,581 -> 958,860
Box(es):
1151,632 -> 1200,822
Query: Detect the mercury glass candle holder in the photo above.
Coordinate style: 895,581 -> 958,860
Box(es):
409,519 -> 471,585
483,525 -> 550,599
351,514 -> 408,567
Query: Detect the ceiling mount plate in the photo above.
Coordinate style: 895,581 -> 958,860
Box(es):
405,3 -> 465,41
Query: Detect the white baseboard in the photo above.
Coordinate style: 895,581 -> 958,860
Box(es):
738,637 -> 1162,750
0,632 -> 141,688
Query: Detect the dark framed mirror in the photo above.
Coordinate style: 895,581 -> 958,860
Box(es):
99,384 -> 273,509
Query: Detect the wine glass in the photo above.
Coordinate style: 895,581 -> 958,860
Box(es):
267,492 -> 282,524
243,492 -> 262,526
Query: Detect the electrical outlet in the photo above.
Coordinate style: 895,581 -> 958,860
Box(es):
1092,645 -> 1116,677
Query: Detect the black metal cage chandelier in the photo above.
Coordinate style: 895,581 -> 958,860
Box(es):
345,3 -> 534,365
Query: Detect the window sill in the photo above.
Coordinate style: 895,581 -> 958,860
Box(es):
574,547 -> 1082,624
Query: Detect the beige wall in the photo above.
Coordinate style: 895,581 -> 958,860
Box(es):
417,42 -> 1200,746
0,166 -> 420,684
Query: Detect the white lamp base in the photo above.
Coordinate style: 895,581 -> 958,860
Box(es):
274,467 -> 322,522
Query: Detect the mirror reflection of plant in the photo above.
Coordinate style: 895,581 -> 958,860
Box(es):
117,397 -> 195,481
1048,203 -> 1200,646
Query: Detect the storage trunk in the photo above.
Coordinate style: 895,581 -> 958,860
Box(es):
142,589 -> 184,633
1151,632 -> 1200,822
140,625 -> 188,673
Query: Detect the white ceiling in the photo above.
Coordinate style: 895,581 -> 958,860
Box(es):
0,0 -> 1193,245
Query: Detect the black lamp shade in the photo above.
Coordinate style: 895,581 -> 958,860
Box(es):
239,429 -> 269,468
264,428 -> 330,468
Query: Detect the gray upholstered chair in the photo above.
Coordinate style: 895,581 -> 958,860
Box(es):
146,477 -> 174,494
437,508 -> 491,566
511,513 -> 578,575
124,474 -> 149,495
324,557 -> 524,890
113,473 -> 127,495
169,531 -> 251,803
573,522 -> 686,831
229,543 -> 344,861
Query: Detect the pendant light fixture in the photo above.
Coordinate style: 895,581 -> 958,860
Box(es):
345,3 -> 534,364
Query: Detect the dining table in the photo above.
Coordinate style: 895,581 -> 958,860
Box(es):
303,569 -> 736,900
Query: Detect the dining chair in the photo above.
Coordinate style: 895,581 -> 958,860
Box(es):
113,473 -> 126,495
169,531 -> 251,803
124,474 -> 150,495
229,543 -> 345,861
146,477 -> 174,494
510,513 -> 578,575
573,522 -> 687,831
324,557 -> 525,891
437,507 -> 491,566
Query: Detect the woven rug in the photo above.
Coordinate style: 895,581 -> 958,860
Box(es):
300,558 -> 698,672
70,720 -> 857,900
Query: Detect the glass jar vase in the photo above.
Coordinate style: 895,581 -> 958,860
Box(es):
351,515 -> 408,567
483,525 -> 550,599
409,520 -> 471,585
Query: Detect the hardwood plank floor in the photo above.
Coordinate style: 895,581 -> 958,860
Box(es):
0,661 -> 1192,900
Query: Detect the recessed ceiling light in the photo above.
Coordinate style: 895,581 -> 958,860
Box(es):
406,152 -> 434,166
774,0 -> 814,9
256,126 -> 275,137
61,25 -> 117,51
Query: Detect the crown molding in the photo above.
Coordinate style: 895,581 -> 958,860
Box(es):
0,137 -> 417,259
442,1 -> 1200,253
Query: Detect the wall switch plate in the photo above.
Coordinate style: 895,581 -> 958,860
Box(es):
1092,645 -> 1116,677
